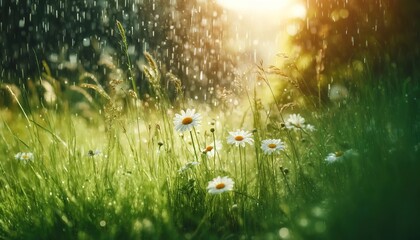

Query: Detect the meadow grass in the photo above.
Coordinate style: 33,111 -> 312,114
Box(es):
1,52 -> 419,240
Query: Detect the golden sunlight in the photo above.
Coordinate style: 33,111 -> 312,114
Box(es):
215,0 -> 307,64
216,0 -> 307,105
216,0 -> 295,12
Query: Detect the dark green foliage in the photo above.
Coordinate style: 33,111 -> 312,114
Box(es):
320,70 -> 420,240
289,0 -> 420,101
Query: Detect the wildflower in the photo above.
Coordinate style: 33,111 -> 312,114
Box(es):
207,176 -> 234,194
173,109 -> 201,132
88,149 -> 102,157
325,151 -> 344,163
15,152 -> 34,164
202,140 -> 222,157
285,114 -> 316,132
178,161 -> 200,173
285,114 -> 306,130
227,129 -> 254,147
305,124 -> 316,132
261,139 -> 285,155
325,149 -> 359,163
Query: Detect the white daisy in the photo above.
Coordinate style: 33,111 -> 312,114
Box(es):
202,140 -> 222,157
178,161 -> 200,173
325,151 -> 344,163
285,114 -> 306,130
227,130 -> 254,147
173,109 -> 201,132
325,149 -> 359,164
15,152 -> 34,164
261,139 -> 285,155
207,176 -> 234,194
305,124 -> 316,132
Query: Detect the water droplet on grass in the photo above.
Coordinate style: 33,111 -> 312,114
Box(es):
100,220 -> 106,227
279,227 -> 290,239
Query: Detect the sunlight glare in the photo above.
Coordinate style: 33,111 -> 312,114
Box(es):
216,0 -> 307,85
217,0 -> 295,12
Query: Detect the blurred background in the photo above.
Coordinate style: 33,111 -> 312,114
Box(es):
1,1 -> 420,239
1,0 -> 419,103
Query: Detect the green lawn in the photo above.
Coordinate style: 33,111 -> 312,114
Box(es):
1,60 -> 419,240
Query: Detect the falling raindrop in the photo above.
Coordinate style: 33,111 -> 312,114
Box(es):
0,0 -> 416,109
82,37 -> 90,47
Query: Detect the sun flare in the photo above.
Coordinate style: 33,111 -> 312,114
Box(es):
216,0 -> 296,12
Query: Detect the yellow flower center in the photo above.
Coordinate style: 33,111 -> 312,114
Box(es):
22,155 -> 29,159
335,151 -> 344,157
215,183 -> 225,189
268,143 -> 277,149
205,146 -> 214,152
234,136 -> 244,141
182,117 -> 193,125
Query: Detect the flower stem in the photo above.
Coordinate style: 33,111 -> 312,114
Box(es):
190,130 -> 199,162
239,146 -> 244,187
280,167 -> 293,195
212,131 -> 217,170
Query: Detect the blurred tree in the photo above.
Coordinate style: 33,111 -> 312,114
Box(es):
0,0 -> 235,103
288,0 -> 420,102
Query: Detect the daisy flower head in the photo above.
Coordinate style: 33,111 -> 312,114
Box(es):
15,152 -> 34,164
202,140 -> 222,157
173,109 -> 201,132
227,129 -> 254,147
261,139 -> 286,155
178,161 -> 200,173
305,124 -> 316,132
325,151 -> 344,163
285,114 -> 306,130
325,149 -> 359,164
207,176 -> 234,194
